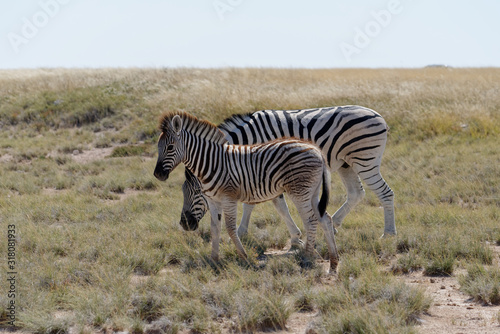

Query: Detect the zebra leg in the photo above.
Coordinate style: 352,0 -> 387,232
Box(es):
303,214 -> 318,256
358,169 -> 396,236
222,200 -> 248,260
271,195 -> 303,248
309,167 -> 339,273
286,170 -> 324,257
331,164 -> 365,229
238,197 -> 303,248
207,199 -> 223,262
290,199 -> 318,256
237,203 -> 255,238
319,213 -> 339,273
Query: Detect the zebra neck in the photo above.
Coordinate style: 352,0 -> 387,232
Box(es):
182,133 -> 225,185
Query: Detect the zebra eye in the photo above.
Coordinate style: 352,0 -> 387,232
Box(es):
166,144 -> 175,152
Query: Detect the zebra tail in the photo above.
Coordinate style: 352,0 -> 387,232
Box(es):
318,165 -> 331,217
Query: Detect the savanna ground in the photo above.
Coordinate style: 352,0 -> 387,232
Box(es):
0,68 -> 499,334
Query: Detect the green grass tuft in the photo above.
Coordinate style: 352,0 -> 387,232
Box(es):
109,145 -> 150,158
392,251 -> 424,274
131,294 -> 165,322
234,290 -> 291,332
459,264 -> 500,305
424,256 -> 455,276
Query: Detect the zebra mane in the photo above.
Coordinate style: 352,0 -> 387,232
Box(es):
218,112 -> 256,133
159,111 -> 227,145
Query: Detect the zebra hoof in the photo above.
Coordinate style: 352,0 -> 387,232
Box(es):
331,217 -> 342,228
329,258 -> 339,275
380,232 -> 397,239
236,228 -> 248,239
327,268 -> 338,276
290,237 -> 304,248
288,244 -> 304,253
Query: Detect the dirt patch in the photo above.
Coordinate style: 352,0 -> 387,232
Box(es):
70,147 -> 115,164
263,245 -> 500,334
44,146 -> 115,164
0,153 -> 13,163
401,244 -> 500,334
42,188 -> 69,196
61,145 -> 154,164
251,311 -> 317,334
116,188 -> 151,201
399,271 -> 500,334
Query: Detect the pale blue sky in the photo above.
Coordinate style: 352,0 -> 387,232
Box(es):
1,0 -> 499,69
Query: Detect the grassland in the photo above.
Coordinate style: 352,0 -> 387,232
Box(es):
0,68 -> 499,333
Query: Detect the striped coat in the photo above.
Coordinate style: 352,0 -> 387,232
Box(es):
154,111 -> 339,272
180,106 -> 395,241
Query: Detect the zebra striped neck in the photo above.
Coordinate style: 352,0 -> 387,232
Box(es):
159,112 -> 228,184
183,135 -> 225,186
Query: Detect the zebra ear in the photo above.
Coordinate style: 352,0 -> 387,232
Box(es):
172,115 -> 182,135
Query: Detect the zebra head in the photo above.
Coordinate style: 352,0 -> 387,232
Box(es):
154,114 -> 184,181
180,168 -> 208,231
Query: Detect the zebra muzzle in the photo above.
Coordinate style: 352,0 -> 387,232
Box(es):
153,164 -> 169,181
180,211 -> 199,231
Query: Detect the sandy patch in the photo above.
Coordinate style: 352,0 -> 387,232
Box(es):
0,153 -> 13,163
70,146 -> 115,164
409,244 -> 500,334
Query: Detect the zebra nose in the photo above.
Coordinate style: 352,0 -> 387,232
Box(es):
180,211 -> 198,231
154,164 -> 169,181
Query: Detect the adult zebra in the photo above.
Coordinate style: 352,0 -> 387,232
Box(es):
154,111 -> 339,272
180,105 -> 396,238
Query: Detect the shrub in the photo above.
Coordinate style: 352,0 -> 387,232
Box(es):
131,294 -> 165,322
424,256 -> 454,276
294,288 -> 315,312
391,251 -> 423,274
459,264 -> 500,305
234,290 -> 291,331
173,299 -> 209,333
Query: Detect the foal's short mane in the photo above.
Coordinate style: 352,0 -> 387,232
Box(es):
159,111 -> 227,144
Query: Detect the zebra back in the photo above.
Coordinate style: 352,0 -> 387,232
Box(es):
218,105 -> 388,170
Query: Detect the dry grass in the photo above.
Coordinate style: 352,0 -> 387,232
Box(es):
0,67 -> 499,333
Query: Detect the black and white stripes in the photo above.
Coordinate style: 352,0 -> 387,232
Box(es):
181,105 -> 396,237
154,111 -> 339,272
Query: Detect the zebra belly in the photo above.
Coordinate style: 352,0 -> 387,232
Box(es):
201,185 -> 283,205
240,192 -> 284,205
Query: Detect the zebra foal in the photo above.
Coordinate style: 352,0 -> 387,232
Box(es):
153,111 -> 339,272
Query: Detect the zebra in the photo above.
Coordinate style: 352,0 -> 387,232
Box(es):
153,111 -> 339,272
180,106 -> 396,240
